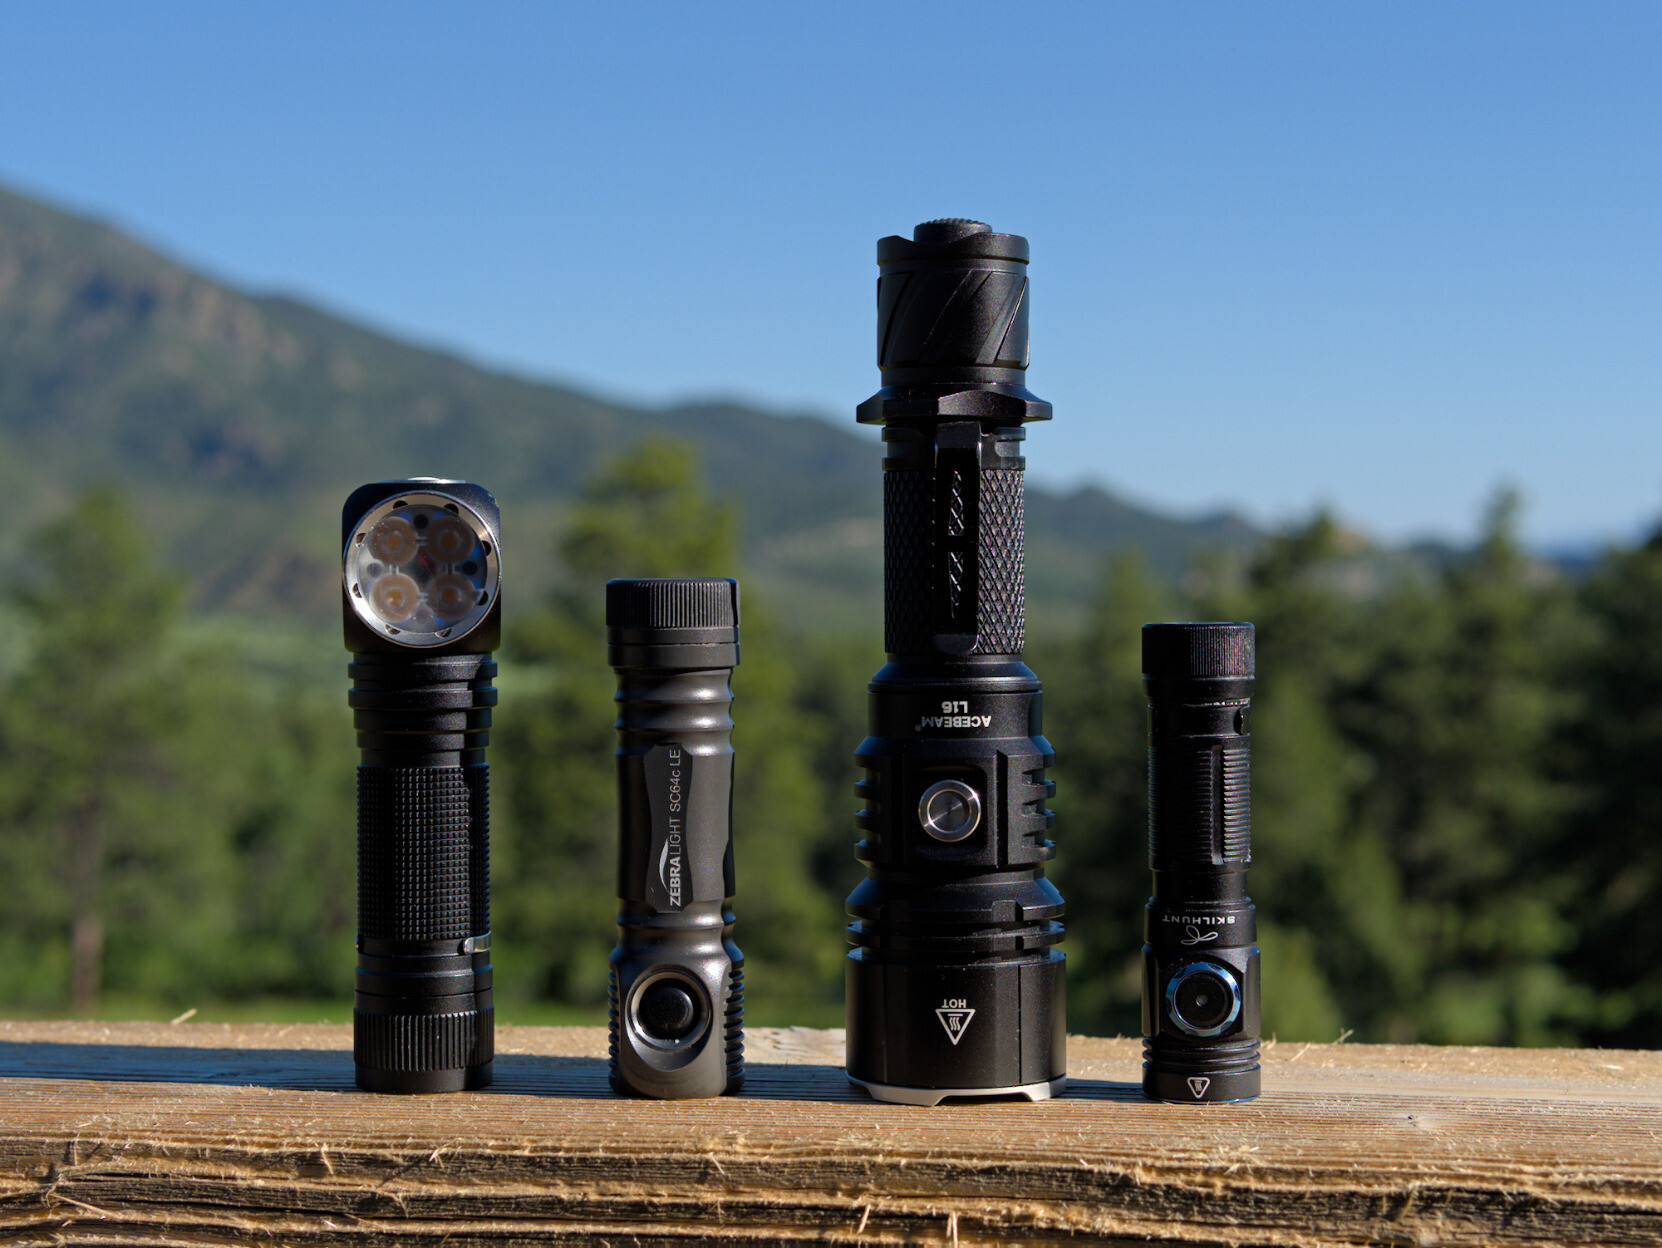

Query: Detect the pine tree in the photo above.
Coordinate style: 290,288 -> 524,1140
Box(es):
0,491 -> 202,1010
494,437 -> 844,1018
1562,526 -> 1662,1045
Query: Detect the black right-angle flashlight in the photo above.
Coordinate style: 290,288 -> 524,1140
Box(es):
846,220 -> 1066,1105
607,578 -> 744,1099
1141,622 -> 1261,1102
343,480 -> 499,1093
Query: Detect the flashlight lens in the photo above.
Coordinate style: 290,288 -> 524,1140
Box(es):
367,516 -> 419,566
369,572 -> 421,623
426,514 -> 475,563
429,573 -> 477,619
345,491 -> 499,645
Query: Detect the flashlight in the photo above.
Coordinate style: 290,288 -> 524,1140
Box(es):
1141,622 -> 1261,1102
606,578 -> 744,1098
342,479 -> 499,1094
845,220 -> 1066,1105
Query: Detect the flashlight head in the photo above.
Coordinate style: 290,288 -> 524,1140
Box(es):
342,481 -> 502,654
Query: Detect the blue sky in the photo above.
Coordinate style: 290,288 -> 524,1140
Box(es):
0,2 -> 1657,545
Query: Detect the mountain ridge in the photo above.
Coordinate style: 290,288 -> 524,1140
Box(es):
0,181 -> 1260,627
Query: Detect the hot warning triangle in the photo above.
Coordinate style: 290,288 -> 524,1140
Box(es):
936,1006 -> 976,1045
1187,1076 -> 1211,1098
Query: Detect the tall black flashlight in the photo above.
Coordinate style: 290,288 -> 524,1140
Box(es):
607,578 -> 743,1099
846,220 -> 1065,1105
342,480 -> 499,1093
1141,622 -> 1261,1102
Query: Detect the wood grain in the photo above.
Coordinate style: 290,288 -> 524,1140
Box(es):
0,1021 -> 1658,1245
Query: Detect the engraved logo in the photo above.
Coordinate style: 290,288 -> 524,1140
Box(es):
646,743 -> 687,911
1180,924 -> 1220,946
1188,1076 -> 1212,1098
936,998 -> 975,1045
917,700 -> 989,732
915,714 -> 992,732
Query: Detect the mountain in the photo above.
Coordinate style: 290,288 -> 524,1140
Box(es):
0,182 -> 1260,630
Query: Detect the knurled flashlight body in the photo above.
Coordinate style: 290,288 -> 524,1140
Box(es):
343,479 -> 499,1094
607,578 -> 744,1099
846,221 -> 1065,1105
1141,622 -> 1261,1102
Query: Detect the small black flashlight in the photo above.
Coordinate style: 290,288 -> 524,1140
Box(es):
606,578 -> 743,1099
342,479 -> 500,1093
1141,622 -> 1261,1103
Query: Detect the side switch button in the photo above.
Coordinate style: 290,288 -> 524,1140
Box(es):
918,780 -> 982,843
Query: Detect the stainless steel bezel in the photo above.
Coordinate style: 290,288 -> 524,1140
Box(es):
344,490 -> 500,646
917,779 -> 983,843
1165,961 -> 1243,1038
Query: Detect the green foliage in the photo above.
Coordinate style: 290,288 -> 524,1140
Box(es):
5,465 -> 1662,1050
1043,492 -> 1662,1047
495,437 -> 749,1005
497,438 -> 845,1021
14,184 -> 1657,1040
1041,554 -> 1175,1037
0,491 -> 355,1012
1176,494 -> 1602,1043
558,434 -> 740,585
1559,527 -> 1662,1044
0,490 -> 193,1009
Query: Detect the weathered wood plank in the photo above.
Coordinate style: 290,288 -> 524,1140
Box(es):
0,1021 -> 1658,1245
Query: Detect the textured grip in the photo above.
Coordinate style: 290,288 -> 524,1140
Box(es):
877,267 -> 1030,373
1148,742 -> 1251,868
884,470 -> 933,655
977,468 -> 1026,654
724,961 -> 745,1087
355,1007 -> 493,1072
881,463 -> 1026,657
358,765 -> 487,941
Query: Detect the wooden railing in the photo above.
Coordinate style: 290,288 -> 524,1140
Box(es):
1,1020 -> 1658,1244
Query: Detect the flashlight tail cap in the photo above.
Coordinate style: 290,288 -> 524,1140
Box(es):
877,219 -> 1030,264
606,578 -> 740,669
1142,622 -> 1254,680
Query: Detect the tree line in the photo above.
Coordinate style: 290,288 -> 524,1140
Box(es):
1,445 -> 1658,1047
